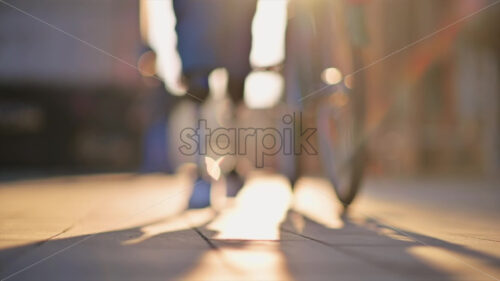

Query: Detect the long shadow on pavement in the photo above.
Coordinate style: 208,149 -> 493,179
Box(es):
278,212 -> 500,281
1,211 -> 499,280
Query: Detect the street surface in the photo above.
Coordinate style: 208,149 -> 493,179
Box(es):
0,173 -> 499,280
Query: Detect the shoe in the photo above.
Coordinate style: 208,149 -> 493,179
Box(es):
188,177 -> 211,209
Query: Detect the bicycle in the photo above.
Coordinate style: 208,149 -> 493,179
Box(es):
285,0 -> 368,208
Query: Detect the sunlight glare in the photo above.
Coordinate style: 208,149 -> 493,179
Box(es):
293,177 -> 344,229
205,156 -> 224,181
250,0 -> 288,67
322,67 -> 343,85
144,0 -> 184,95
208,174 -> 292,240
180,244 -> 292,281
244,71 -> 283,109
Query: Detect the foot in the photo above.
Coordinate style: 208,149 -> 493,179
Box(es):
188,177 -> 211,209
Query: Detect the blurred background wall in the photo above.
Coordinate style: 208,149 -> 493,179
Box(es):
358,0 -> 500,177
0,0 -> 498,177
0,0 -> 143,170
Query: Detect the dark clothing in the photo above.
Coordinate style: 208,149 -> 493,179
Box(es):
140,81 -> 180,173
173,0 -> 257,103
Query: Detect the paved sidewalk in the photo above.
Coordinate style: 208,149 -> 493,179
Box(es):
0,174 -> 499,280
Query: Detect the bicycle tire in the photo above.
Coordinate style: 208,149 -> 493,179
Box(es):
317,49 -> 366,208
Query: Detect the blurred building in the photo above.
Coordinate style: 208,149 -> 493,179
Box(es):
0,0 -> 143,170
360,0 -> 500,176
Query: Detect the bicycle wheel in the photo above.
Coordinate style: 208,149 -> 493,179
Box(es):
316,68 -> 366,208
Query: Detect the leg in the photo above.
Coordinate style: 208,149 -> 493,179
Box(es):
182,71 -> 210,103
